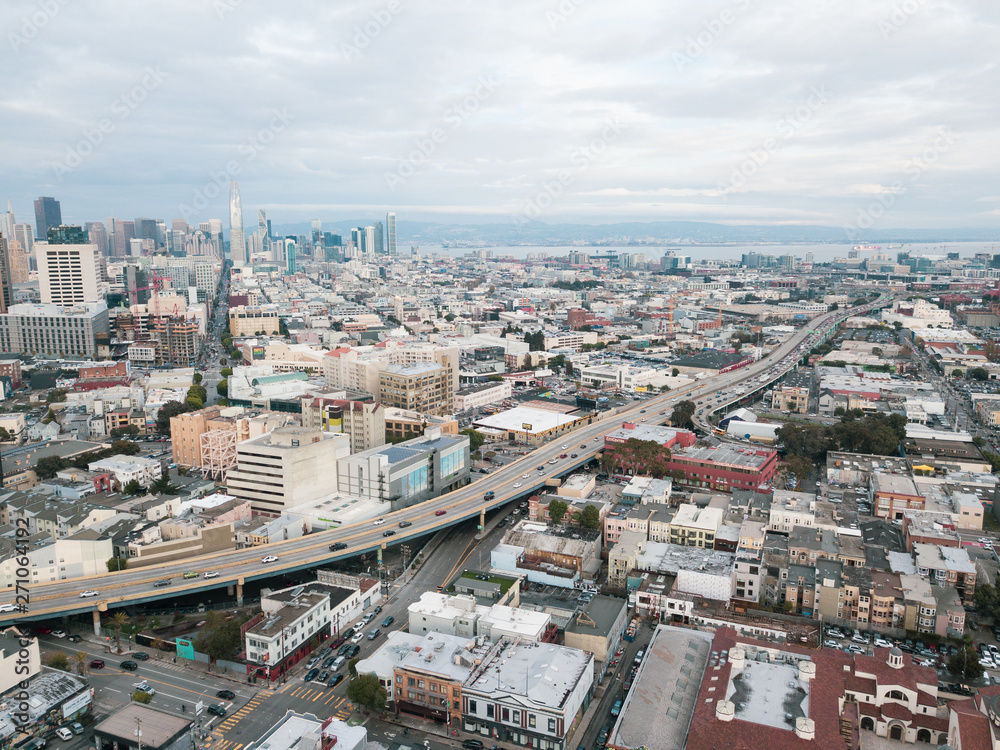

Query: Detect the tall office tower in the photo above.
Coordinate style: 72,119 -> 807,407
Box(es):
134,218 -> 158,244
36,238 -> 102,305
108,218 -> 135,258
257,209 -> 269,254
33,197 -> 61,239
172,218 -> 189,233
0,235 -> 13,313
351,228 -> 361,250
386,212 -> 396,255
47,225 -> 89,244
5,199 -> 15,243
7,223 -> 32,284
373,221 -> 384,254
311,219 -> 322,243
85,222 -> 109,255
805,252 -> 814,266
363,225 -> 375,254
284,237 -> 296,275
229,181 -> 245,268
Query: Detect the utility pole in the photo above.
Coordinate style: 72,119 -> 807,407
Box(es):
401,545 -> 411,585
134,718 -> 143,750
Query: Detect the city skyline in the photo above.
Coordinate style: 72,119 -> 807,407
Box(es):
2,1 -> 999,232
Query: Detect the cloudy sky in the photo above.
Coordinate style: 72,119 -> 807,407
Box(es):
2,0 -> 999,232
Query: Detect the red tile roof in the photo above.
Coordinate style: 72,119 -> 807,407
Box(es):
879,702 -> 912,721
951,699 -> 991,749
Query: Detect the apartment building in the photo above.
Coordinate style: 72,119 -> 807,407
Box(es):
244,585 -> 334,681
771,373 -> 811,414
228,305 -> 281,336
871,474 -> 925,520
378,362 -> 453,416
300,397 -> 386,452
667,504 -> 723,548
393,632 -> 483,727
912,542 -> 976,605
87,455 -> 161,488
0,302 -> 109,359
453,380 -> 512,411
226,427 -> 350,516
35,241 -> 102,305
323,341 -> 459,398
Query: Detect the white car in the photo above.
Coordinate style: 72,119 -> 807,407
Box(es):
373,518 -> 385,526
522,474 -> 529,478
513,483 -> 522,488
261,556 -> 279,563
826,631 -> 844,640
873,638 -> 892,649
80,590 -> 99,598
52,630 -> 67,638
0,604 -> 16,613
823,639 -> 840,649
980,656 -> 995,669
203,572 -> 219,579
561,445 -> 569,449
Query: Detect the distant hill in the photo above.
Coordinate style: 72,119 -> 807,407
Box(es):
265,219 -> 998,247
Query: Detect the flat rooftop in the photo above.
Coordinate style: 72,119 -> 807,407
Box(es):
95,705 -> 191,748
473,405 -> 580,434
674,444 -> 775,469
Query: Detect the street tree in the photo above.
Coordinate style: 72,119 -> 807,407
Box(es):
347,673 -> 387,712
548,499 -> 568,525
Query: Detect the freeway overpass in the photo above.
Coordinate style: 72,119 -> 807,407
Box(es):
0,293 -> 892,630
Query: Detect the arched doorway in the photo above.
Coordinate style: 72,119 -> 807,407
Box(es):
916,728 -> 931,743
889,724 -> 904,740
860,717 -> 875,731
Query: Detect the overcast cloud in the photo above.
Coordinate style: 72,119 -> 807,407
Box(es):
2,0 -> 998,230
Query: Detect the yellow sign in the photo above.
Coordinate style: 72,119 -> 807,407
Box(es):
521,423 -> 532,431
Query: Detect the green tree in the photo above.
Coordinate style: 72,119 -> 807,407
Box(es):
953,369 -> 965,378
216,379 -> 228,397
580,505 -> 601,529
220,367 -> 233,377
349,657 -> 361,677
155,399 -> 196,434
460,429 -> 486,454
548,499 -> 568,525
46,652 -> 70,671
784,456 -> 813,488
193,372 -> 203,385
0,426 -> 11,442
194,611 -> 243,663
566,361 -> 574,377
346,673 -> 387,712
670,400 -> 696,429
123,479 -> 144,495
46,388 -> 68,403
975,582 -> 1000,621
487,374 -> 503,382
73,651 -> 88,676
970,367 -> 989,381
185,396 -> 204,410
34,455 -> 67,479
107,557 -> 128,572
110,425 -> 141,438
111,439 -> 141,456
829,303 -> 839,310
948,643 -> 984,680
111,612 -> 130,653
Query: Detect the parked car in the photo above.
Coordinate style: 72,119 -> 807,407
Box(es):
328,674 -> 345,688
304,669 -> 319,682
55,729 -> 73,742
367,628 -> 381,640
132,652 -> 150,661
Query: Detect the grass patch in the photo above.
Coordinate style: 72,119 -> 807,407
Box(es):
460,570 -> 515,595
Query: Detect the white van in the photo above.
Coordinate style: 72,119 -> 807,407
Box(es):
333,656 -> 346,671
56,729 -> 73,741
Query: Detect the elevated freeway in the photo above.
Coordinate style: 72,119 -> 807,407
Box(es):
0,293 -> 892,629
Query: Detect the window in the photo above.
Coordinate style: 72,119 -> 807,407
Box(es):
528,714 -> 535,728
502,708 -> 510,722
469,700 -> 477,714
548,718 -> 556,732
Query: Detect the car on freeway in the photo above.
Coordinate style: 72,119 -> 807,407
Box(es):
561,444 -> 569,449
559,453 -> 568,458
373,518 -> 385,526
435,510 -> 446,516
580,444 -> 587,449
383,529 -> 396,537
522,473 -> 530,478
536,465 -> 545,471
0,604 -> 16,613
153,579 -> 171,588
261,556 -> 279,563
216,689 -> 236,700
513,483 -> 522,488
570,453 -> 578,458
203,571 -> 219,578
398,520 -> 412,528
329,542 -> 348,551
79,590 -> 99,598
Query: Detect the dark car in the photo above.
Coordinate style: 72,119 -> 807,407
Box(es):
329,542 -> 348,551
120,660 -> 138,671
462,741 -> 484,750
373,605 -> 383,615
67,634 -> 82,643
216,689 -> 236,700
382,615 -> 395,627
338,642 -> 353,656
304,668 -> 319,682
328,674 -> 344,688
382,530 -> 395,537
536,465 -> 545,471
344,644 -> 360,658
398,521 -> 412,528
89,659 -> 105,669
132,652 -> 149,661
323,656 -> 337,668
153,579 -> 171,588
207,704 -> 226,717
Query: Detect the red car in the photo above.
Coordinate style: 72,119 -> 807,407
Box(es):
35,626 -> 52,635
435,510 -> 446,516
330,637 -> 345,648
559,453 -> 568,458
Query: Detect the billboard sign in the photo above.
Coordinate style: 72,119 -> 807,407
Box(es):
251,345 -> 266,359
521,423 -> 532,431
61,690 -> 92,719
176,637 -> 195,660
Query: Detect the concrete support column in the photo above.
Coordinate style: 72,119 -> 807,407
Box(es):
92,609 -> 101,636
236,583 -> 243,606
479,507 -> 486,530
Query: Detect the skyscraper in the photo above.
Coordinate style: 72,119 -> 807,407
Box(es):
386,212 -> 397,255
5,199 -> 15,243
36,236 -> 102,305
33,197 -> 62,240
363,225 -> 375,254
85,222 -> 109,255
229,181 -> 245,268
284,237 -> 296,275
258,209 -> 269,240
0,234 -> 13,314
374,221 -> 384,254
107,218 -> 135,258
